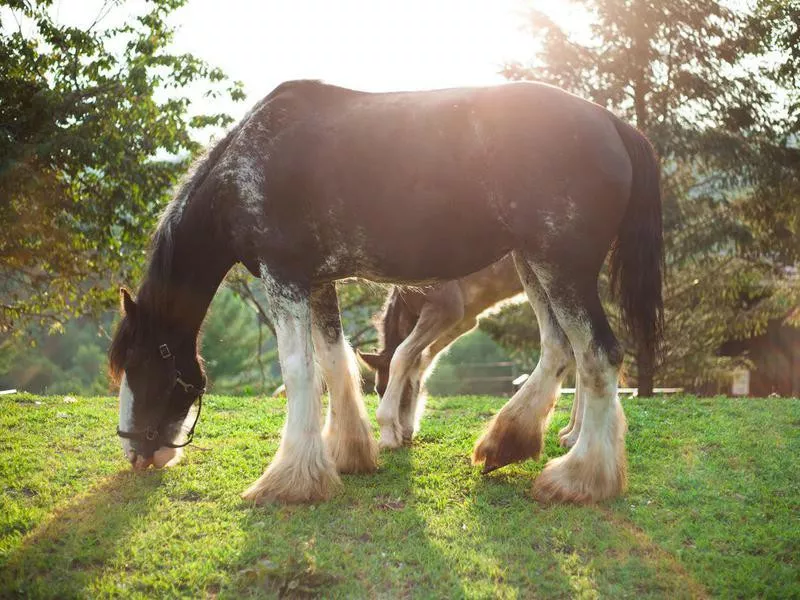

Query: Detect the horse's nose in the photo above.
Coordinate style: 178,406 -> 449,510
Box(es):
131,453 -> 154,471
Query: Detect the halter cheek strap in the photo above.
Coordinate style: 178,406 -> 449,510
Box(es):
116,343 -> 206,449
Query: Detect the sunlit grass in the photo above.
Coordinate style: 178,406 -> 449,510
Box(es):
1,393 -> 797,598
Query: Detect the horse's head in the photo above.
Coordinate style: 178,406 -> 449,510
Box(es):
109,289 -> 206,470
357,350 -> 391,397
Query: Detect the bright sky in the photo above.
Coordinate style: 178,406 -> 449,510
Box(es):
174,0 -> 537,96
47,0 -> 589,131
0,0 -> 598,143
170,0 -> 547,123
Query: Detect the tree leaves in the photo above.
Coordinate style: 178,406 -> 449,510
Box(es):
503,0 -> 799,387
0,0 -> 244,333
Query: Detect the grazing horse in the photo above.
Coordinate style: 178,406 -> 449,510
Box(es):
109,79 -> 663,505
359,256 -> 588,451
358,256 -> 524,445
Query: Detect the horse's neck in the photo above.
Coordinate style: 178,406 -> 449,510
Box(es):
381,291 -> 414,354
145,216 -> 235,340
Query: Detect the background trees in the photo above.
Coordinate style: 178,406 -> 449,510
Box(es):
495,0 -> 799,393
1,0 -> 797,396
0,0 -> 243,331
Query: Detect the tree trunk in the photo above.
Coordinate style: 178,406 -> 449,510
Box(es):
637,340 -> 655,397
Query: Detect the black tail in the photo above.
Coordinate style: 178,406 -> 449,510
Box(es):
608,116 -> 665,376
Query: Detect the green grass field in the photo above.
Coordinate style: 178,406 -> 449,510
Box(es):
1,393 -> 797,599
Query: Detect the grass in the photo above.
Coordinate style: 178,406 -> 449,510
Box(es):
0,392 -> 797,599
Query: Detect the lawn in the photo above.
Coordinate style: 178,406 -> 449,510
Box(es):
0,392 -> 797,599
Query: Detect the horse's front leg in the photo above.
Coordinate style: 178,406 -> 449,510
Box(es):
241,270 -> 339,504
376,300 -> 462,449
311,283 -> 378,474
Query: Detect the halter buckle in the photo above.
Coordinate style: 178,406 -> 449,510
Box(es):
145,426 -> 158,441
159,344 -> 172,359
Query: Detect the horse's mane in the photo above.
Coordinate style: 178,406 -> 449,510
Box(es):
108,126 -> 240,380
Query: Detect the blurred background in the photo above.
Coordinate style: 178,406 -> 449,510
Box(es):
1,0 -> 797,397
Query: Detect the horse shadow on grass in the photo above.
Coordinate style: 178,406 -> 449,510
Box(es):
1,401 -> 466,598
462,396 -> 708,598
0,470 -> 165,598
228,442 -> 467,598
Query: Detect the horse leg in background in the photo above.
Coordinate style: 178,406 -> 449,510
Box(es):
376,289 -> 464,449
559,374 -> 584,448
473,252 -> 574,472
557,375 -> 579,438
311,283 -> 378,473
241,268 -> 339,504
397,358 -> 422,443
397,315 -> 478,442
528,260 -> 626,504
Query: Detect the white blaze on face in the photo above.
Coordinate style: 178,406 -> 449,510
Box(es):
118,374 -> 135,462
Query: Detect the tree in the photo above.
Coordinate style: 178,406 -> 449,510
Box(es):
504,0 -> 800,394
0,0 -> 244,332
480,302 -> 540,371
201,286 -> 279,395
0,313 -> 114,394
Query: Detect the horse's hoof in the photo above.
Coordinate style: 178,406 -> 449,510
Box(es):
378,437 -> 402,451
531,448 -> 626,504
472,412 -> 543,473
401,426 -> 414,445
323,423 -> 378,474
378,422 -> 403,450
559,432 -> 578,449
242,443 -> 340,504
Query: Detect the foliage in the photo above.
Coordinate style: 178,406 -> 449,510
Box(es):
479,301 -> 540,370
0,287 -> 280,396
0,315 -> 113,395
336,280 -> 387,350
0,392 -> 797,597
504,0 -> 800,387
201,286 -> 279,395
0,0 -> 244,332
426,329 -> 515,395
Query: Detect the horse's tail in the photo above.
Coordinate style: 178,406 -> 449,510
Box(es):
607,116 -> 664,372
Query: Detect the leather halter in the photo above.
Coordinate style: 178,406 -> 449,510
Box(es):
116,343 -> 205,449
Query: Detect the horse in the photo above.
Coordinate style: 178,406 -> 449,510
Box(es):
358,255 -> 588,451
358,256 -> 524,444
108,79 -> 663,505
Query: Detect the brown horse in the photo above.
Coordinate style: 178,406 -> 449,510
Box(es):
358,256 -> 523,444
109,80 -> 663,505
359,256 -> 589,452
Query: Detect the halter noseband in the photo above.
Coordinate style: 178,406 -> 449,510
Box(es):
116,343 -> 205,449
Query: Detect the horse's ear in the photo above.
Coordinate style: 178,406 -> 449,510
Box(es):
120,287 -> 137,318
357,350 -> 387,371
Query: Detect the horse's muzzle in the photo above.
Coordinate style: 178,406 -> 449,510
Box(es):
130,452 -> 154,471
128,446 -> 184,471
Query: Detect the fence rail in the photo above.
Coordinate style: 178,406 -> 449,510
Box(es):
429,364 -> 684,396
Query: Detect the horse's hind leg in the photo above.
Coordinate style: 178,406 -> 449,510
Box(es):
311,283 -> 378,474
526,260 -> 627,504
559,374 -> 584,448
376,285 -> 464,449
473,252 -> 574,472
241,268 -> 339,504
398,360 -> 422,443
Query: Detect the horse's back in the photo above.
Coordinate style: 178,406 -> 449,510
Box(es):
224,80 -> 636,284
